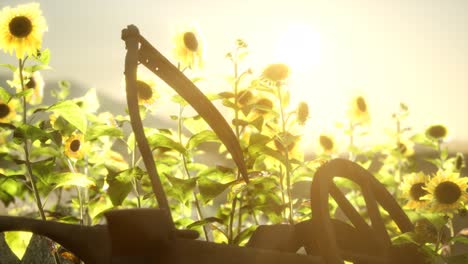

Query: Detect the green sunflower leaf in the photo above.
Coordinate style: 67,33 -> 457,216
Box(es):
186,130 -> 220,150
80,88 -> 100,113
13,88 -> 34,99
391,232 -> 418,245
36,48 -> 51,65
451,235 -> 468,244
198,177 -> 231,204
86,125 -> 123,141
106,168 -> 143,206
164,174 -> 197,203
48,100 -> 87,133
171,94 -> 189,106
23,64 -> 51,73
445,253 -> 468,264
233,225 -> 257,245
147,133 -> 186,154
0,64 -> 17,72
13,124 -> 51,144
51,80 -> 71,100
0,86 -> 11,102
187,217 -> 224,229
197,168 -> 236,203
53,172 -> 95,188
4,231 -> 33,260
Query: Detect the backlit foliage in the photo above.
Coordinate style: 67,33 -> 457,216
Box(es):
0,3 -> 466,263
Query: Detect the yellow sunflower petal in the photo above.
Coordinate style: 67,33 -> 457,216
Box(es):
64,133 -> 85,160
0,100 -> 17,123
347,94 -> 370,125
173,24 -> 204,69
400,172 -> 430,210
0,3 -> 48,59
422,172 -> 468,215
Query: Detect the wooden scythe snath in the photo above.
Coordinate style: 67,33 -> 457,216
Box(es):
0,25 -> 425,264
122,24 -> 249,225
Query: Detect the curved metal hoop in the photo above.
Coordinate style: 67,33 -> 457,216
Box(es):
310,159 -> 414,264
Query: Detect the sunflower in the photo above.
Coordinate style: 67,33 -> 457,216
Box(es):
135,70 -> 158,105
262,63 -> 290,82
400,172 -> 430,210
347,95 -> 370,124
455,153 -> 465,171
318,134 -> 336,155
12,70 -> 44,105
422,172 -> 468,214
0,100 -> 16,123
425,124 -> 447,140
64,133 -> 86,160
272,131 -> 303,161
296,101 -> 309,125
173,24 -> 204,69
0,3 -> 48,59
396,140 -> 414,157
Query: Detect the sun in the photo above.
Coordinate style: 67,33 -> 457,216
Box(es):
273,23 -> 322,75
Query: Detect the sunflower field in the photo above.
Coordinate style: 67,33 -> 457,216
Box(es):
0,2 -> 467,264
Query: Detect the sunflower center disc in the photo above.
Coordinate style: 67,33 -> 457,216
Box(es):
183,32 -> 198,52
26,77 -> 36,89
410,183 -> 428,201
427,125 -> 447,139
434,181 -> 461,204
70,139 -> 81,152
357,97 -> 367,112
0,104 -> 10,118
9,16 -> 33,38
136,80 -> 153,101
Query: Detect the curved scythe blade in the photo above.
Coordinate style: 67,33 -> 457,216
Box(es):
136,34 -> 249,183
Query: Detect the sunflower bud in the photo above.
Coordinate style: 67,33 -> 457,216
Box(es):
296,101 -> 309,125
455,153 -> 465,171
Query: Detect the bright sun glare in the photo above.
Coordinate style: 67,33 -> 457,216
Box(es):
273,23 -> 322,76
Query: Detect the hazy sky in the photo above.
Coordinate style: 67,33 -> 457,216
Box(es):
1,0 -> 467,152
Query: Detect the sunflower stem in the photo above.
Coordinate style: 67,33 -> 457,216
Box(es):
18,59 -> 46,219
19,59 -> 62,264
228,195 -> 238,244
437,140 -> 445,170
228,46 -> 250,241
396,118 -> 403,184
348,121 -> 355,161
131,139 -> 142,208
276,83 -> 294,224
177,104 -> 210,241
66,158 -> 85,225
447,217 -> 455,239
